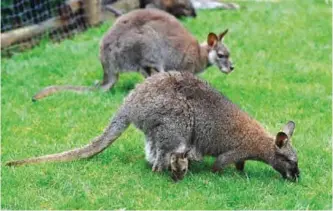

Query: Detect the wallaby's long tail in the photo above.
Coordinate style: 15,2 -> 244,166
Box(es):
6,107 -> 130,167
104,5 -> 123,17
32,85 -> 95,101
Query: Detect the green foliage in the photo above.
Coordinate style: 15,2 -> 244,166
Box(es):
1,0 -> 332,209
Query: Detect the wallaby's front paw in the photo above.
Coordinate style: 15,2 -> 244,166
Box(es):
235,161 -> 245,171
152,165 -> 162,172
212,165 -> 222,173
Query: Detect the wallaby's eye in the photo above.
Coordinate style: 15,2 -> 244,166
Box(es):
217,53 -> 226,59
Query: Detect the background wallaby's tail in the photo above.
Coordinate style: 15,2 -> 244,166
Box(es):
32,85 -> 95,101
104,5 -> 123,17
6,107 -> 130,167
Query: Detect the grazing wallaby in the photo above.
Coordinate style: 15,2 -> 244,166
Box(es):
7,72 -> 299,181
32,8 -> 233,101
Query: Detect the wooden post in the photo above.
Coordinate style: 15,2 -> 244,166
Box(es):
84,0 -> 101,26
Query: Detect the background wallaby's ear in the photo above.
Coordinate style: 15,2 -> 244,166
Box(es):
282,121 -> 296,138
218,29 -> 229,41
275,132 -> 289,148
164,0 -> 173,7
207,33 -> 218,47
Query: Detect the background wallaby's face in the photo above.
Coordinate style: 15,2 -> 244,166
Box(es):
167,0 -> 196,17
272,121 -> 300,181
207,29 -> 234,74
170,151 -> 189,182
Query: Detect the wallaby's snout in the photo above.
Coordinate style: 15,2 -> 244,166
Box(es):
230,64 -> 234,71
220,59 -> 234,74
275,159 -> 300,182
289,164 -> 300,181
171,168 -> 187,182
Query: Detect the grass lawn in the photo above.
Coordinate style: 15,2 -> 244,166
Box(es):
1,0 -> 332,209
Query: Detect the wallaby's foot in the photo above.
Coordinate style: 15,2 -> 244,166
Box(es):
152,155 -> 166,172
152,165 -> 163,172
235,161 -> 245,171
100,72 -> 119,92
101,76 -> 118,92
93,80 -> 100,87
101,83 -> 114,92
212,159 -> 223,173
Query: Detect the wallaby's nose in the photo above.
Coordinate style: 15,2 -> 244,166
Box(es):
230,65 -> 234,71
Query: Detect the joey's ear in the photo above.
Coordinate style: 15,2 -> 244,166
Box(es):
170,153 -> 177,163
182,149 -> 191,158
207,33 -> 218,47
218,29 -> 228,41
282,121 -> 296,138
275,132 -> 289,148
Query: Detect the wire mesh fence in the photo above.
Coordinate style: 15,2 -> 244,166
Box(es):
1,0 -> 102,56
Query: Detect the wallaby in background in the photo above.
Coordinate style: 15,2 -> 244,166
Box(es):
32,8 -> 234,101
103,0 -> 196,18
140,0 -> 196,17
7,71 -> 299,181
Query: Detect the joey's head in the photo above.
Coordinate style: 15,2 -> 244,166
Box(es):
205,29 -> 234,74
170,150 -> 190,182
166,0 -> 196,18
272,121 -> 300,181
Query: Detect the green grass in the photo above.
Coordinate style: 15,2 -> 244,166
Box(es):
1,0 -> 332,209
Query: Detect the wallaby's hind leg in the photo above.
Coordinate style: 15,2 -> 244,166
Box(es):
212,151 -> 248,173
152,149 -> 167,172
100,71 -> 119,91
141,67 -> 159,78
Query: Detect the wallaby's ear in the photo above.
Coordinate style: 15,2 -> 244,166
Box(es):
182,149 -> 191,158
164,0 -> 173,7
170,153 -> 177,163
207,33 -> 218,47
282,121 -> 296,138
275,132 -> 289,148
218,29 -> 229,41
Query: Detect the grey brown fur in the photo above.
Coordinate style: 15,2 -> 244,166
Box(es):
7,72 -> 299,181
104,0 -> 196,18
32,9 -> 233,101
140,0 -> 196,17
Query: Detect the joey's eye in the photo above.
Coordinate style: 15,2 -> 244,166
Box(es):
217,53 -> 226,58
182,169 -> 186,172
